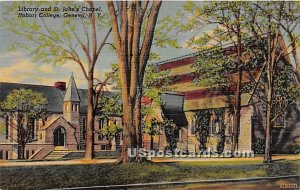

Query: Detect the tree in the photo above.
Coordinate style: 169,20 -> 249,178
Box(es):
180,1 -> 299,163
100,123 -> 123,150
106,1 -> 163,163
244,1 -> 300,163
181,2 -> 253,152
2,1 -> 114,159
105,63 -> 174,152
151,118 -> 178,153
0,89 -> 47,159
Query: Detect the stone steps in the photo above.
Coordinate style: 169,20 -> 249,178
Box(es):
44,148 -> 70,160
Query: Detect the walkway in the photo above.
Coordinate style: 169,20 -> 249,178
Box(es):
0,154 -> 298,167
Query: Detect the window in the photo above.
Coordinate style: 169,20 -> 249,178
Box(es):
209,113 -> 217,135
0,150 -> 3,159
76,104 -> 79,112
82,118 -> 87,140
98,119 -> 109,141
98,119 -> 104,141
272,95 -> 286,127
39,133 -> 42,140
228,114 -> 233,134
32,150 -> 35,156
5,151 -> 9,160
101,145 -> 106,150
72,104 -> 76,112
5,115 -> 9,140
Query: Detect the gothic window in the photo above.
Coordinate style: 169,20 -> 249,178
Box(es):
72,104 -> 76,112
272,95 -> 286,127
76,104 -> 79,112
209,112 -> 217,135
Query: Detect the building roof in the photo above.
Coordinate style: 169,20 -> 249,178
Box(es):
64,74 -> 80,102
0,82 -> 65,113
0,82 -> 88,113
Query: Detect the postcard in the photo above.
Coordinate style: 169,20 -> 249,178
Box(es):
0,1 -> 299,189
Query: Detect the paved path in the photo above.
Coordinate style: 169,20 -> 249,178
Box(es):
0,154 -> 298,167
48,175 -> 300,190
0,159 -> 117,167
151,154 -> 300,162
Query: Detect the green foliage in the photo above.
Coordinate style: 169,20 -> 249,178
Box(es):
194,110 -> 210,151
100,123 -> 123,142
215,109 -> 226,154
109,63 -> 174,121
1,88 -> 47,116
151,118 -> 178,152
143,118 -> 160,136
98,93 -> 122,119
253,138 -> 265,154
0,89 -> 47,147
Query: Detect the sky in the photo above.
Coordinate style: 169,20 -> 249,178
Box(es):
0,1 -> 197,89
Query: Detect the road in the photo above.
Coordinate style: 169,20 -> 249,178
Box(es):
163,177 -> 300,190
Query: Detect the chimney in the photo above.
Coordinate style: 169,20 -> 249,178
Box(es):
54,81 -> 66,91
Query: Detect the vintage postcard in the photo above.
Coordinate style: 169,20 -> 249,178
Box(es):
0,1 -> 299,190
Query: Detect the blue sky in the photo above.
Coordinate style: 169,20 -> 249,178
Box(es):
0,1 -> 197,88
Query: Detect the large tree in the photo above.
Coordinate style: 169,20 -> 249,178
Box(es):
181,2 -> 253,152
2,1 -> 114,159
245,1 -> 299,163
0,89 -> 47,159
106,1 -> 162,163
179,1 -> 299,162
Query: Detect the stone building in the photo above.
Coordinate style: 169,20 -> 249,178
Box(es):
0,74 -> 121,160
143,47 -> 299,154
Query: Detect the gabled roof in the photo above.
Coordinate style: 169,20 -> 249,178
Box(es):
39,116 -> 74,130
64,74 -> 80,102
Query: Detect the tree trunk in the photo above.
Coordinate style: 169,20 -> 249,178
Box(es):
117,98 -> 133,163
150,135 -> 154,150
85,73 -> 95,160
264,84 -> 273,163
264,18 -> 280,163
290,36 -> 300,83
232,66 -> 242,153
231,9 -> 243,154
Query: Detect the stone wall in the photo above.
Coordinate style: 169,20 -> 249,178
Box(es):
238,106 -> 253,152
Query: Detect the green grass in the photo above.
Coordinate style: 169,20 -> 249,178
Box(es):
0,159 -> 299,190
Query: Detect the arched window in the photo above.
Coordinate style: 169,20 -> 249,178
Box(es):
72,104 -> 76,112
209,112 -> 217,135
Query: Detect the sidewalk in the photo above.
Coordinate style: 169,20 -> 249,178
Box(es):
151,154 -> 300,162
0,159 -> 117,167
0,154 -> 298,167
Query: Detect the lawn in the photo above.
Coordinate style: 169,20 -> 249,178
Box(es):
0,159 -> 299,190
